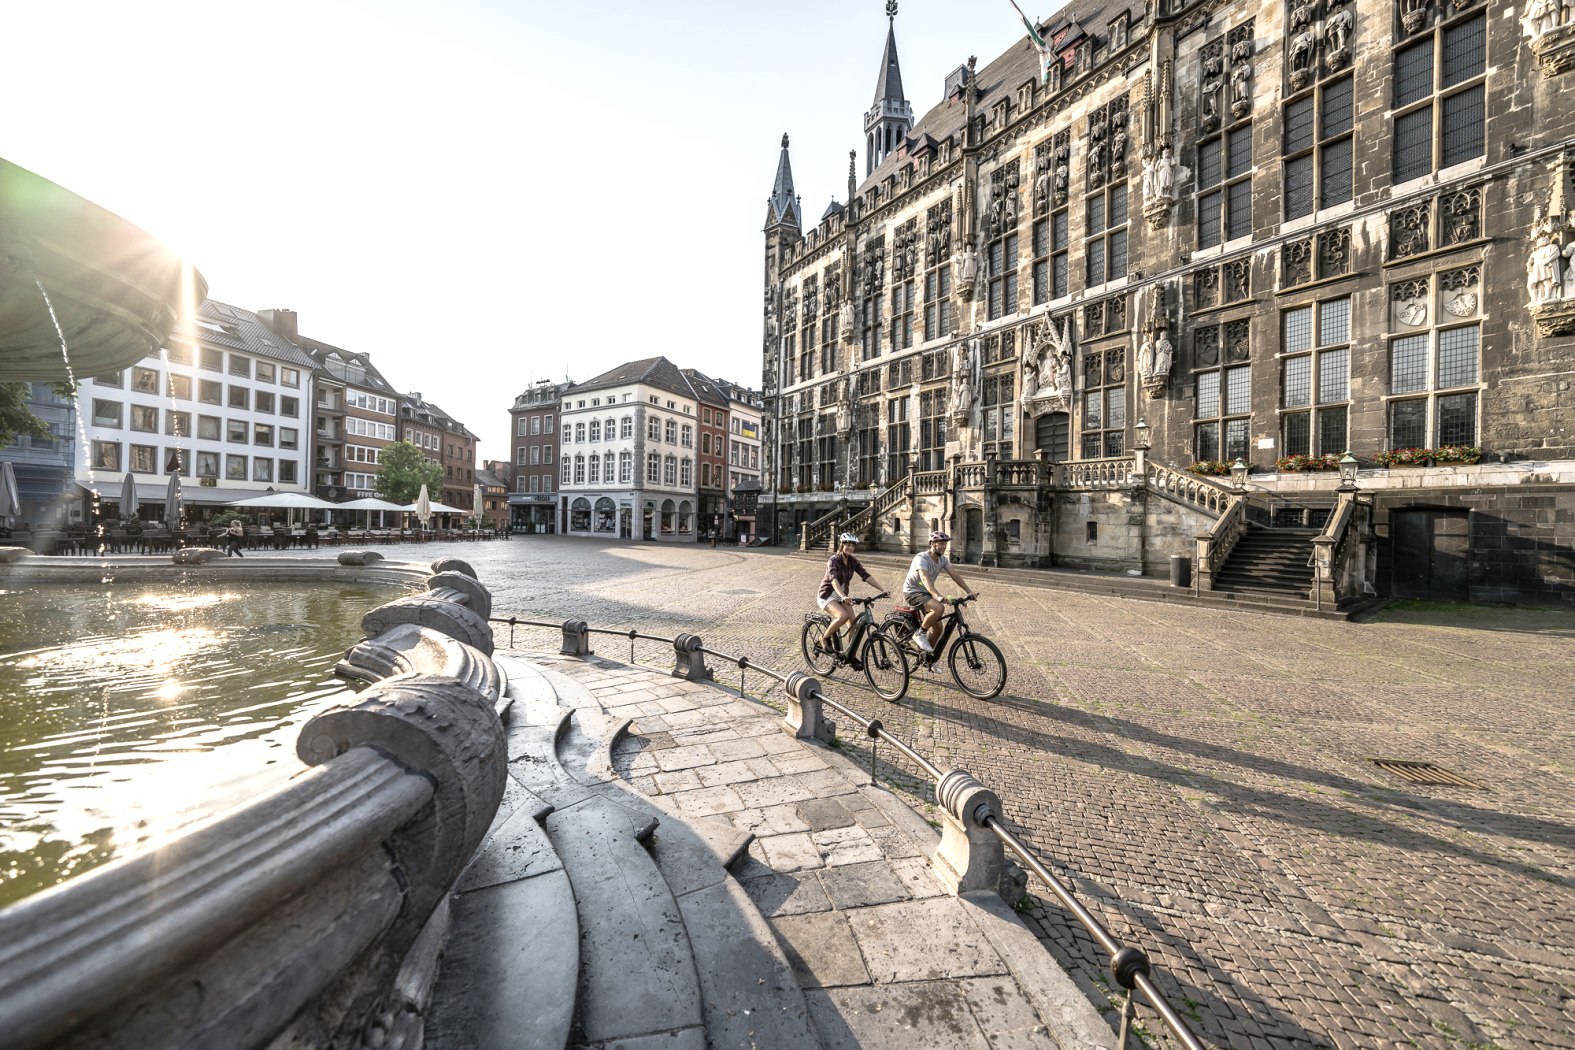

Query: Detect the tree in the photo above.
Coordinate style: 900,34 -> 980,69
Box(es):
374,441 -> 443,505
0,382 -> 56,448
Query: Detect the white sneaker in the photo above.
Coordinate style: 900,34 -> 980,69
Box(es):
915,633 -> 934,653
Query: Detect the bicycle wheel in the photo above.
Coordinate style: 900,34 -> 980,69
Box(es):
860,633 -> 911,702
948,634 -> 1006,700
800,618 -> 838,676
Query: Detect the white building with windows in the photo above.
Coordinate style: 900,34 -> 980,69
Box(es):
558,357 -> 699,542
74,298 -> 316,520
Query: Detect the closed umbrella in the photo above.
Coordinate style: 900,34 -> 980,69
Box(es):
163,473 -> 183,527
415,483 -> 432,527
473,483 -> 485,524
119,470 -> 138,522
0,461 -> 20,525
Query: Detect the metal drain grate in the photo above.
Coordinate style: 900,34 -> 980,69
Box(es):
1372,759 -> 1482,789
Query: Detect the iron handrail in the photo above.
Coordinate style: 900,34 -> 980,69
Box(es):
486,613 -> 1205,1049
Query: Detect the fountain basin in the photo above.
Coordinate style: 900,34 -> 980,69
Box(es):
0,158 -> 203,382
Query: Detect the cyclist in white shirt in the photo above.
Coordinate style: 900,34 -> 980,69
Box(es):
901,531 -> 976,654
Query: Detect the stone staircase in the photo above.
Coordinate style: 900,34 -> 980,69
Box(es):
1212,523 -> 1317,600
427,654 -> 1116,1050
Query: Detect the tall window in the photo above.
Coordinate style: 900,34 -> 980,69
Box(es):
1084,98 -> 1130,287
588,419 -> 600,442
573,455 -> 585,484
917,388 -> 947,472
1197,27 -> 1254,248
858,234 -> 885,361
816,431 -> 836,487
923,201 -> 952,340
664,455 -> 677,486
985,161 -> 1020,321
1195,364 -> 1252,463
1387,264 -> 1482,448
619,451 -> 632,483
588,455 -> 600,484
1392,7 -> 1485,184
574,421 -> 585,442
855,411 -> 880,488
981,374 -> 1016,459
1283,75 -> 1353,218
1280,297 -> 1352,456
890,218 -> 916,350
886,395 -> 910,481
563,457 -> 573,485
1080,345 -> 1126,458
647,452 -> 660,483
796,417 -> 813,490
821,263 -> 841,364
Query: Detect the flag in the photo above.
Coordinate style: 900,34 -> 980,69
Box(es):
1009,0 -> 1054,85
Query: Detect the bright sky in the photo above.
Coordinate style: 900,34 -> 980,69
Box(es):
4,0 -> 1028,461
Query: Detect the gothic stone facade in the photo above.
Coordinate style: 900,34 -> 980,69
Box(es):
762,0 -> 1575,604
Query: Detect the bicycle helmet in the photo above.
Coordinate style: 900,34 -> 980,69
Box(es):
837,531 -> 859,544
929,531 -> 951,543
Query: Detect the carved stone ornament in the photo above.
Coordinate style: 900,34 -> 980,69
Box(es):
1400,0 -> 1430,35
953,243 -> 980,301
1141,146 -> 1179,229
1527,21 -> 1575,78
1528,154 -> 1575,329
1137,325 -> 1174,400
1020,314 -> 1074,414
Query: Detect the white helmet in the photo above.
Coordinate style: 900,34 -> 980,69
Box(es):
838,532 -> 859,544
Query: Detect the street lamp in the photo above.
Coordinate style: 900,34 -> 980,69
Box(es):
1229,457 -> 1249,490
1132,417 -> 1151,451
1338,451 -> 1359,491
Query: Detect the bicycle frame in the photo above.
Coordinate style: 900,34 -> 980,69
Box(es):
913,600 -> 971,659
816,599 -> 878,660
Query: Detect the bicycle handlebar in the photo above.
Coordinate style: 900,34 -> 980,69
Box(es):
948,594 -> 979,606
849,593 -> 889,605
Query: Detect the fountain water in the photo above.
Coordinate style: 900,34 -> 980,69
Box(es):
33,279 -> 101,549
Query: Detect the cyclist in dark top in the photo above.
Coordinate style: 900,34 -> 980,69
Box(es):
817,532 -> 892,654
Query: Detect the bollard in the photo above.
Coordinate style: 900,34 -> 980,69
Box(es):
931,768 -> 1024,902
782,672 -> 836,745
560,619 -> 590,657
671,633 -> 712,682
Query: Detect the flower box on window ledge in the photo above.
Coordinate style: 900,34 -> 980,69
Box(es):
1185,460 -> 1233,477
1275,453 -> 1341,473
1373,446 -> 1482,468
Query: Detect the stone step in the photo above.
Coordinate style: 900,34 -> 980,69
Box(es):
547,680 -> 817,1047
545,793 -> 706,1048
427,668 -> 579,1050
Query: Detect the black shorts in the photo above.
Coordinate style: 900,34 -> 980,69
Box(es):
903,591 -> 933,612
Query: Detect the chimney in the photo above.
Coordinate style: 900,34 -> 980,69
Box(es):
257,308 -> 298,341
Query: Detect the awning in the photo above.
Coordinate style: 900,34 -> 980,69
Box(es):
76,481 -> 284,507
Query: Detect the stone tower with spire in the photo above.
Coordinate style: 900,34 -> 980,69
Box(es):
865,0 -> 913,176
761,133 -> 801,509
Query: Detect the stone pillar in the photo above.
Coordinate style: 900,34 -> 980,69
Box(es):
671,633 -> 711,682
931,768 -> 1023,902
560,619 -> 590,656
782,671 -> 836,744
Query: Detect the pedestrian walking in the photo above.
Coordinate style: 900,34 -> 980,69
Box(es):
226,518 -> 245,558
709,529 -> 718,549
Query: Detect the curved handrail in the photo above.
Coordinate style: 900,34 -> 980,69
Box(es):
487,611 -> 1206,1049
1145,460 -> 1235,517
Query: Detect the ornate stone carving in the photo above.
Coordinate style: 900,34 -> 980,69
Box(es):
1441,188 -> 1481,246
1194,267 -> 1220,309
953,241 -> 980,301
1319,227 -> 1351,276
1400,0 -> 1430,35
1195,326 -> 1221,367
1229,23 -> 1255,120
1223,259 -> 1251,303
1224,319 -> 1251,362
1389,202 -> 1431,260
986,160 -> 1020,239
1019,314 -> 1074,413
1052,132 -> 1071,207
1391,279 -> 1430,328
1528,154 -> 1575,334
1200,40 -> 1225,133
926,200 -> 952,262
1325,8 -> 1354,68
1283,237 -> 1313,286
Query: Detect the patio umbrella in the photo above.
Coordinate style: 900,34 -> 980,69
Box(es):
336,496 -> 406,529
414,483 -> 432,527
119,470 -> 138,521
0,461 -> 20,525
163,473 -> 183,527
473,483 -> 484,522
224,492 -> 339,510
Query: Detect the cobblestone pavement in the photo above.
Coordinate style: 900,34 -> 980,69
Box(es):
357,537 -> 1574,1048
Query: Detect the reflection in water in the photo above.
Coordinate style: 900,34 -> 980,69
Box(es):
0,581 -> 392,908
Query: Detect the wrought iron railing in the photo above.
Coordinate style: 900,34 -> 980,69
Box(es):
487,613 -> 1208,1050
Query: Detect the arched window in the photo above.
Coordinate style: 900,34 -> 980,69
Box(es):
588,455 -> 600,484
603,452 -> 615,481
681,424 -> 693,447
664,455 -> 677,486
589,419 -> 600,442
665,420 -> 677,443
619,450 -> 632,483
678,499 -> 693,534
621,416 -> 633,439
680,457 -> 692,487
574,421 -> 585,443
573,454 -> 585,484
570,497 -> 591,532
647,452 -> 660,482
701,433 -> 711,455
594,496 -> 616,532
605,417 -> 616,438
661,498 -> 676,535
562,458 -> 572,485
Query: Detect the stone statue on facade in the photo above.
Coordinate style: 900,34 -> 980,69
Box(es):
1528,209 -> 1563,307
1325,9 -> 1353,62
953,242 -> 979,299
1526,0 -> 1561,39
838,299 -> 855,340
